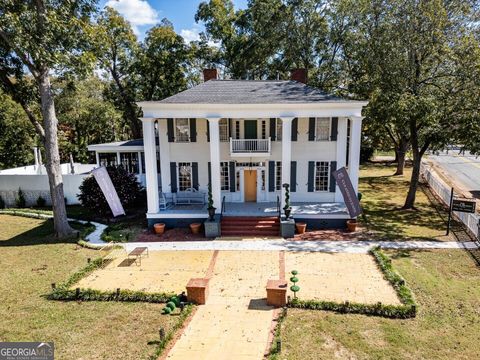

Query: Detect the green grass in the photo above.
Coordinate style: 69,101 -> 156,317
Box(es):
0,214 -> 179,360
101,221 -> 144,242
274,249 -> 480,359
359,163 -> 449,240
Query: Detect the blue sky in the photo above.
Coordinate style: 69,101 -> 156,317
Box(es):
99,0 -> 248,40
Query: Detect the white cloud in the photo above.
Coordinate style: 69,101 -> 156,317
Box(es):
105,0 -> 159,34
180,28 -> 201,43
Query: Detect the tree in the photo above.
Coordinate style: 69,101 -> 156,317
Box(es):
55,76 -> 123,163
93,7 -> 141,138
0,91 -> 35,169
0,0 -> 97,237
135,19 -> 189,101
342,0 -> 480,208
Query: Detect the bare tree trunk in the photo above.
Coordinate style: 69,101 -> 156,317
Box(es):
394,138 -> 410,176
38,69 -> 74,238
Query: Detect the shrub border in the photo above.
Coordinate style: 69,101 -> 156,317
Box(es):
46,256 -> 175,303
288,247 -> 417,318
267,308 -> 287,359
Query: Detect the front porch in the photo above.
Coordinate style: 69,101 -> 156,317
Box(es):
147,201 -> 350,229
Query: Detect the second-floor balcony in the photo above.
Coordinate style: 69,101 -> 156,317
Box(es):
229,138 -> 271,157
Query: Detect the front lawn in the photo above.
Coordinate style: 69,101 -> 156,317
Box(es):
0,214 -> 178,360
359,163 -> 449,240
273,249 -> 480,359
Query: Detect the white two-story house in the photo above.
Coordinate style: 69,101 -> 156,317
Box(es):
137,69 -> 366,235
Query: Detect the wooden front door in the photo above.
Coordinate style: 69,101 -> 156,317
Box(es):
244,120 -> 257,139
244,170 -> 257,202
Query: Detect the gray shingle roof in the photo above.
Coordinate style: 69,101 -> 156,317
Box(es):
158,80 -> 344,104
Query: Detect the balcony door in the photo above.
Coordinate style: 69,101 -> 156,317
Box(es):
244,120 -> 257,139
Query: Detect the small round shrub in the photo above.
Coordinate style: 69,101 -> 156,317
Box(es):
166,301 -> 176,310
77,166 -> 143,217
170,296 -> 180,307
36,195 -> 46,207
0,195 -> 5,209
162,306 -> 172,315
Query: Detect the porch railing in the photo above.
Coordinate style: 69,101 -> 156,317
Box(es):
230,137 -> 271,154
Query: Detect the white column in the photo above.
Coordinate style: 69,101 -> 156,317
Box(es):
141,118 -> 159,214
280,117 -> 294,209
335,118 -> 348,202
158,120 -> 171,193
116,152 -> 121,167
349,117 -> 363,194
95,152 -> 100,167
208,117 -> 222,213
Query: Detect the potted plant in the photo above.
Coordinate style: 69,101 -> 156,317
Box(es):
190,222 -> 202,234
207,183 -> 216,221
295,222 -> 307,234
282,183 -> 292,219
154,223 -> 165,235
346,219 -> 357,232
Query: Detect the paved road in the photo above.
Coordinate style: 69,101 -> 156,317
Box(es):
428,151 -> 480,199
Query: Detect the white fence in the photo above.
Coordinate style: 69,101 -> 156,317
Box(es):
421,162 -> 479,238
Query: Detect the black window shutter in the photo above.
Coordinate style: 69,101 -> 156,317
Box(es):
192,162 -> 199,190
167,118 -> 174,142
308,117 -> 316,141
307,161 -> 315,192
208,162 -> 211,185
228,118 -> 232,139
268,161 -> 275,192
290,161 -> 297,192
170,162 -> 177,192
329,161 -> 337,192
291,118 -> 298,141
330,117 -> 338,141
229,161 -> 235,192
190,118 -> 197,142
269,118 -> 276,141
206,120 -> 210,142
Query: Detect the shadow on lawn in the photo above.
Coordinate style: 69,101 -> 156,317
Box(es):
0,219 -> 88,247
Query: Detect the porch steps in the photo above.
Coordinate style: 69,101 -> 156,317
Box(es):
221,216 -> 280,237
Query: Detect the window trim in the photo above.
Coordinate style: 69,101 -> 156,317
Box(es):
314,161 -> 330,192
219,119 -> 229,142
315,117 -> 331,142
174,118 -> 191,143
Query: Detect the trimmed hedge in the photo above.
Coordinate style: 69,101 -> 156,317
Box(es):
288,247 -> 417,319
47,257 -> 174,303
268,308 -> 287,359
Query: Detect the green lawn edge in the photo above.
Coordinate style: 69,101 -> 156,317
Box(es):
287,247 -> 417,319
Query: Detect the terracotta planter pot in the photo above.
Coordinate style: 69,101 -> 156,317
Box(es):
346,220 -> 357,232
153,223 -> 165,235
190,222 -> 202,234
295,222 -> 307,234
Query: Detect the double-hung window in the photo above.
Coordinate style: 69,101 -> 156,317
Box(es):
275,161 -> 282,190
178,162 -> 192,191
220,162 -> 229,191
219,119 -> 229,142
175,118 -> 190,142
315,117 -> 330,141
315,161 -> 329,191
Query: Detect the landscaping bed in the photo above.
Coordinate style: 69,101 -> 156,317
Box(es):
0,214 -> 189,360
270,249 -> 480,359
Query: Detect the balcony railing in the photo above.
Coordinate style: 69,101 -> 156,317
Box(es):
230,137 -> 271,156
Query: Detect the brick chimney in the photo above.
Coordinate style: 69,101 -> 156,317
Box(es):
290,68 -> 307,84
203,68 -> 218,82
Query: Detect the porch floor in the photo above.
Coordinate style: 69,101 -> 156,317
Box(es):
159,202 -> 349,217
